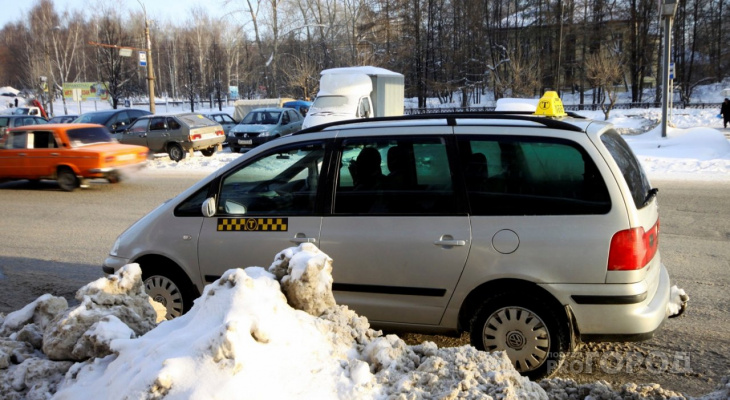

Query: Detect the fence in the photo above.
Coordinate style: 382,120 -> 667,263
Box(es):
404,102 -> 722,115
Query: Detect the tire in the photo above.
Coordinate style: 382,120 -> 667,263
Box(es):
56,168 -> 79,191
201,147 -> 216,157
142,268 -> 196,320
230,146 -> 240,153
470,292 -> 570,380
168,143 -> 185,162
107,172 -> 121,184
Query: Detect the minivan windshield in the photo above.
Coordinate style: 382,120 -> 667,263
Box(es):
600,129 -> 653,208
311,95 -> 350,110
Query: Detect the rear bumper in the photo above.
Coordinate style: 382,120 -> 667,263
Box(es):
186,137 -> 225,151
541,263 -> 671,342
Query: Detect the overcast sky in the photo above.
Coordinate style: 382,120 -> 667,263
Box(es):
0,0 -> 232,29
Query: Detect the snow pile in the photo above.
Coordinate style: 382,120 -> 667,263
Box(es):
0,264 -> 162,399
0,244 -> 545,399
667,285 -> 690,318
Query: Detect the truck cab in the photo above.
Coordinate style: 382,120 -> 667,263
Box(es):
301,66 -> 403,129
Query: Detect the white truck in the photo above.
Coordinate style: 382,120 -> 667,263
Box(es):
301,66 -> 404,129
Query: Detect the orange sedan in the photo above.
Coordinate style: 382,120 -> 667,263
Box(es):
0,123 -> 149,191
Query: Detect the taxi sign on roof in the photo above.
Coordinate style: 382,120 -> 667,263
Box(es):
533,91 -> 567,118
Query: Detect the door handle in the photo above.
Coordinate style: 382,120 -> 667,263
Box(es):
290,233 -> 316,244
18,153 -> 26,157
433,235 -> 467,247
50,153 -> 60,156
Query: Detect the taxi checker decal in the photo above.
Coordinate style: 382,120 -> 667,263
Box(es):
217,218 -> 288,232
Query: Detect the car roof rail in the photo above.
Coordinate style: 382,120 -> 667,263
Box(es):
293,111 -> 588,135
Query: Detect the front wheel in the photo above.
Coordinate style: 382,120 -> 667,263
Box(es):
470,293 -> 571,380
168,143 -> 185,162
142,268 -> 196,320
200,147 -> 216,157
57,168 -> 79,191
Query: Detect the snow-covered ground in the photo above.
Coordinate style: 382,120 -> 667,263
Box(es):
1,88 -> 729,399
2,86 -> 730,182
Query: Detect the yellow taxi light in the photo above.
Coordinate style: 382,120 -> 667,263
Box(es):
533,91 -> 567,117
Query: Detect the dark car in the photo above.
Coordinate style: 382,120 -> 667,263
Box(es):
283,100 -> 312,117
48,114 -> 79,124
202,112 -> 238,146
73,109 -> 152,137
0,115 -> 48,137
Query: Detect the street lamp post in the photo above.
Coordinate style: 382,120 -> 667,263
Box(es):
138,1 -> 156,113
661,0 -> 678,138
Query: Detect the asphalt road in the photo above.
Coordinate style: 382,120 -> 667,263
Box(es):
0,174 -> 728,396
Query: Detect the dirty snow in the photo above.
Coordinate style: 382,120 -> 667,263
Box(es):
0,243 -> 726,399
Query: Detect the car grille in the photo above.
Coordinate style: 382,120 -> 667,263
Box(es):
235,132 -> 262,138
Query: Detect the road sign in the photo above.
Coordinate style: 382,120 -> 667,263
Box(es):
669,62 -> 675,80
139,51 -> 147,67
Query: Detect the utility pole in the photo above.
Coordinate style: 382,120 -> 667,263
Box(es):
140,1 -> 156,114
660,0 -> 678,138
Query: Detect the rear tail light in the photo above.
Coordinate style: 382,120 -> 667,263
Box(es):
104,155 -> 115,163
191,133 -> 202,140
608,220 -> 659,271
215,130 -> 224,136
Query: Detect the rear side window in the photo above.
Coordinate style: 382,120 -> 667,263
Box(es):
600,130 -> 652,209
458,136 -> 611,215
334,137 -> 458,215
31,131 -> 58,148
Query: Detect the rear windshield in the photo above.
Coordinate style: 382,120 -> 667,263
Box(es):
66,127 -> 114,147
600,130 -> 653,209
178,114 -> 218,128
75,112 -> 113,124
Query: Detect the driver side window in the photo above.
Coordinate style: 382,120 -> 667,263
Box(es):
217,141 -> 325,216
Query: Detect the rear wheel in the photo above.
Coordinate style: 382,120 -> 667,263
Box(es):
168,143 -> 185,162
470,292 -> 570,380
57,168 -> 79,191
107,172 -> 121,184
142,267 -> 196,320
201,147 -> 216,157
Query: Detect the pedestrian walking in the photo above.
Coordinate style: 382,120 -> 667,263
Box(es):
721,98 -> 730,128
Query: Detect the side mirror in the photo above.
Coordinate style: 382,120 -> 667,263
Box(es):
201,197 -> 216,217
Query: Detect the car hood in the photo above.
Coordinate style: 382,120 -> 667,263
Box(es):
231,124 -> 273,134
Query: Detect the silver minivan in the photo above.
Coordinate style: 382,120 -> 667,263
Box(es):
104,103 -> 671,379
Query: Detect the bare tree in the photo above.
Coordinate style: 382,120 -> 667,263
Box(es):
585,51 -> 625,120
182,38 -> 201,111
95,13 -> 137,109
282,54 -> 319,99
